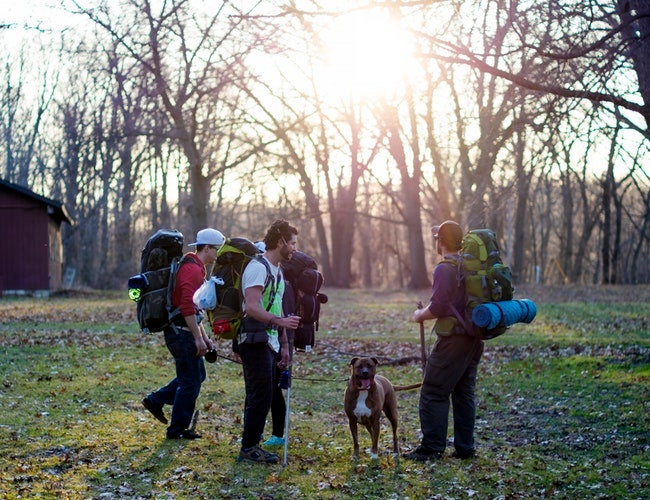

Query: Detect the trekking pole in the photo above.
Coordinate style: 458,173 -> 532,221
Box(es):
189,410 -> 199,433
417,301 -> 426,371
280,368 -> 291,467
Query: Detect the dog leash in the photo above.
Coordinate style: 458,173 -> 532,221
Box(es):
315,340 -> 412,364
212,347 -> 419,384
214,352 -> 242,364
211,351 -> 345,383
293,375 -> 348,383
214,336 -> 424,364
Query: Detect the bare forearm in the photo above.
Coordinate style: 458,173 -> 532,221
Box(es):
413,306 -> 435,323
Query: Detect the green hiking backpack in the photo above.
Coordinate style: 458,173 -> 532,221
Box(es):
438,229 -> 514,340
206,237 -> 276,340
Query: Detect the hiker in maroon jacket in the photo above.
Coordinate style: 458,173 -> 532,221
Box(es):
142,228 -> 223,439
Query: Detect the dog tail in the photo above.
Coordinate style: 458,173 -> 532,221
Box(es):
393,383 -> 422,391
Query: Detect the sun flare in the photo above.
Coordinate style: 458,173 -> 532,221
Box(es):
317,9 -> 418,101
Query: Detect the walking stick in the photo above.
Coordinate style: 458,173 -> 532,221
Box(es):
417,301 -> 426,371
280,368 -> 291,467
189,410 -> 199,433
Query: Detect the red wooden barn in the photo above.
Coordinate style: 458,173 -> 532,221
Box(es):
0,179 -> 74,296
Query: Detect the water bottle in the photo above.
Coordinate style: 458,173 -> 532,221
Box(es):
127,274 -> 148,301
279,369 -> 291,389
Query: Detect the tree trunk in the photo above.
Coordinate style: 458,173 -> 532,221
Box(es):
382,104 -> 429,289
617,0 -> 650,130
601,171 -> 612,284
512,130 -> 531,282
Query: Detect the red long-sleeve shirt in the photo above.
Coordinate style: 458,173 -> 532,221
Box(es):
171,253 -> 205,319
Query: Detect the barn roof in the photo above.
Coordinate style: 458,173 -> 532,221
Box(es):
0,178 -> 74,225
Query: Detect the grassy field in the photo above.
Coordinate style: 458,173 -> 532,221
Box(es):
0,286 -> 648,499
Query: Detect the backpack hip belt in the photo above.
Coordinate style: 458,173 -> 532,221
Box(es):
241,314 -> 278,333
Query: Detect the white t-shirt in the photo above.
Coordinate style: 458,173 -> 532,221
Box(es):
239,256 -> 284,352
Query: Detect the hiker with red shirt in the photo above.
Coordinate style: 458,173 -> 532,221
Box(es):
142,228 -> 224,439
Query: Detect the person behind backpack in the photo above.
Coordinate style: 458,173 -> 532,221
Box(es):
142,228 -> 224,440
236,220 -> 301,464
403,220 -> 484,461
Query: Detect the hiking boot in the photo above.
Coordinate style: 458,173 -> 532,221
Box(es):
402,447 -> 443,462
142,397 -> 168,424
167,429 -> 202,440
263,435 -> 285,447
237,446 -> 279,464
451,450 -> 475,459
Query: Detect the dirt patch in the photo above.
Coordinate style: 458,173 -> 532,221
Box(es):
316,338 -> 650,366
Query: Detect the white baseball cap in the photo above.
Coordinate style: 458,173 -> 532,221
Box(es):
188,228 -> 225,247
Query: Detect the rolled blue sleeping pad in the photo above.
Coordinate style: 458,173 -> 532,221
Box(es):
472,299 -> 537,330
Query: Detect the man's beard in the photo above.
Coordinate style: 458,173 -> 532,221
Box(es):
280,246 -> 293,262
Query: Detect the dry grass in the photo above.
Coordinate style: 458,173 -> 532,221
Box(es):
0,286 -> 648,498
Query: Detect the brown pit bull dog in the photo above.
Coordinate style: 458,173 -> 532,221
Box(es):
344,357 -> 421,459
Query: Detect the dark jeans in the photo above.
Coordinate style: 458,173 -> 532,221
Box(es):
147,326 -> 206,438
419,333 -> 484,455
239,341 -> 276,449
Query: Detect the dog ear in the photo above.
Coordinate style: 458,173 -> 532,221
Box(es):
371,357 -> 379,365
350,357 -> 359,366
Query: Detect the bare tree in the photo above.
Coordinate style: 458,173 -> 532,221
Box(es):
420,0 -> 649,135
0,41 -> 57,187
235,66 -> 383,287
50,79 -> 105,286
74,0 -> 264,232
104,40 -> 152,281
375,100 -> 430,288
616,0 -> 650,130
4,0 -> 650,288
628,171 -> 650,283
600,118 -> 644,284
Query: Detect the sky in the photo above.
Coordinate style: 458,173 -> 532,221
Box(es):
4,1 -> 73,30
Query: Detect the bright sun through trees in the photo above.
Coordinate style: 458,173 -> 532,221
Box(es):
317,9 -> 418,102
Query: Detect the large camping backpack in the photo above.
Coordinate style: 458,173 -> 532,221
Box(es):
441,229 -> 514,340
127,229 -> 186,333
282,251 -> 327,351
207,237 -> 276,340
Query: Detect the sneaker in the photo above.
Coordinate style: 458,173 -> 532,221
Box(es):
237,446 -> 279,464
167,429 -> 202,440
142,397 -> 168,424
402,447 -> 443,462
263,435 -> 285,447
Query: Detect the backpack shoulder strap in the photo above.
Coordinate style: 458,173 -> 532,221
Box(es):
440,256 -> 464,286
439,256 -> 473,333
251,255 -> 280,312
167,255 -> 193,321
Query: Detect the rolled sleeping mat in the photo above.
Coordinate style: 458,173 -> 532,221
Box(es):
472,299 -> 537,330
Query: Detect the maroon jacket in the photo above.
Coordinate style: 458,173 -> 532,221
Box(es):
171,253 -> 205,319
